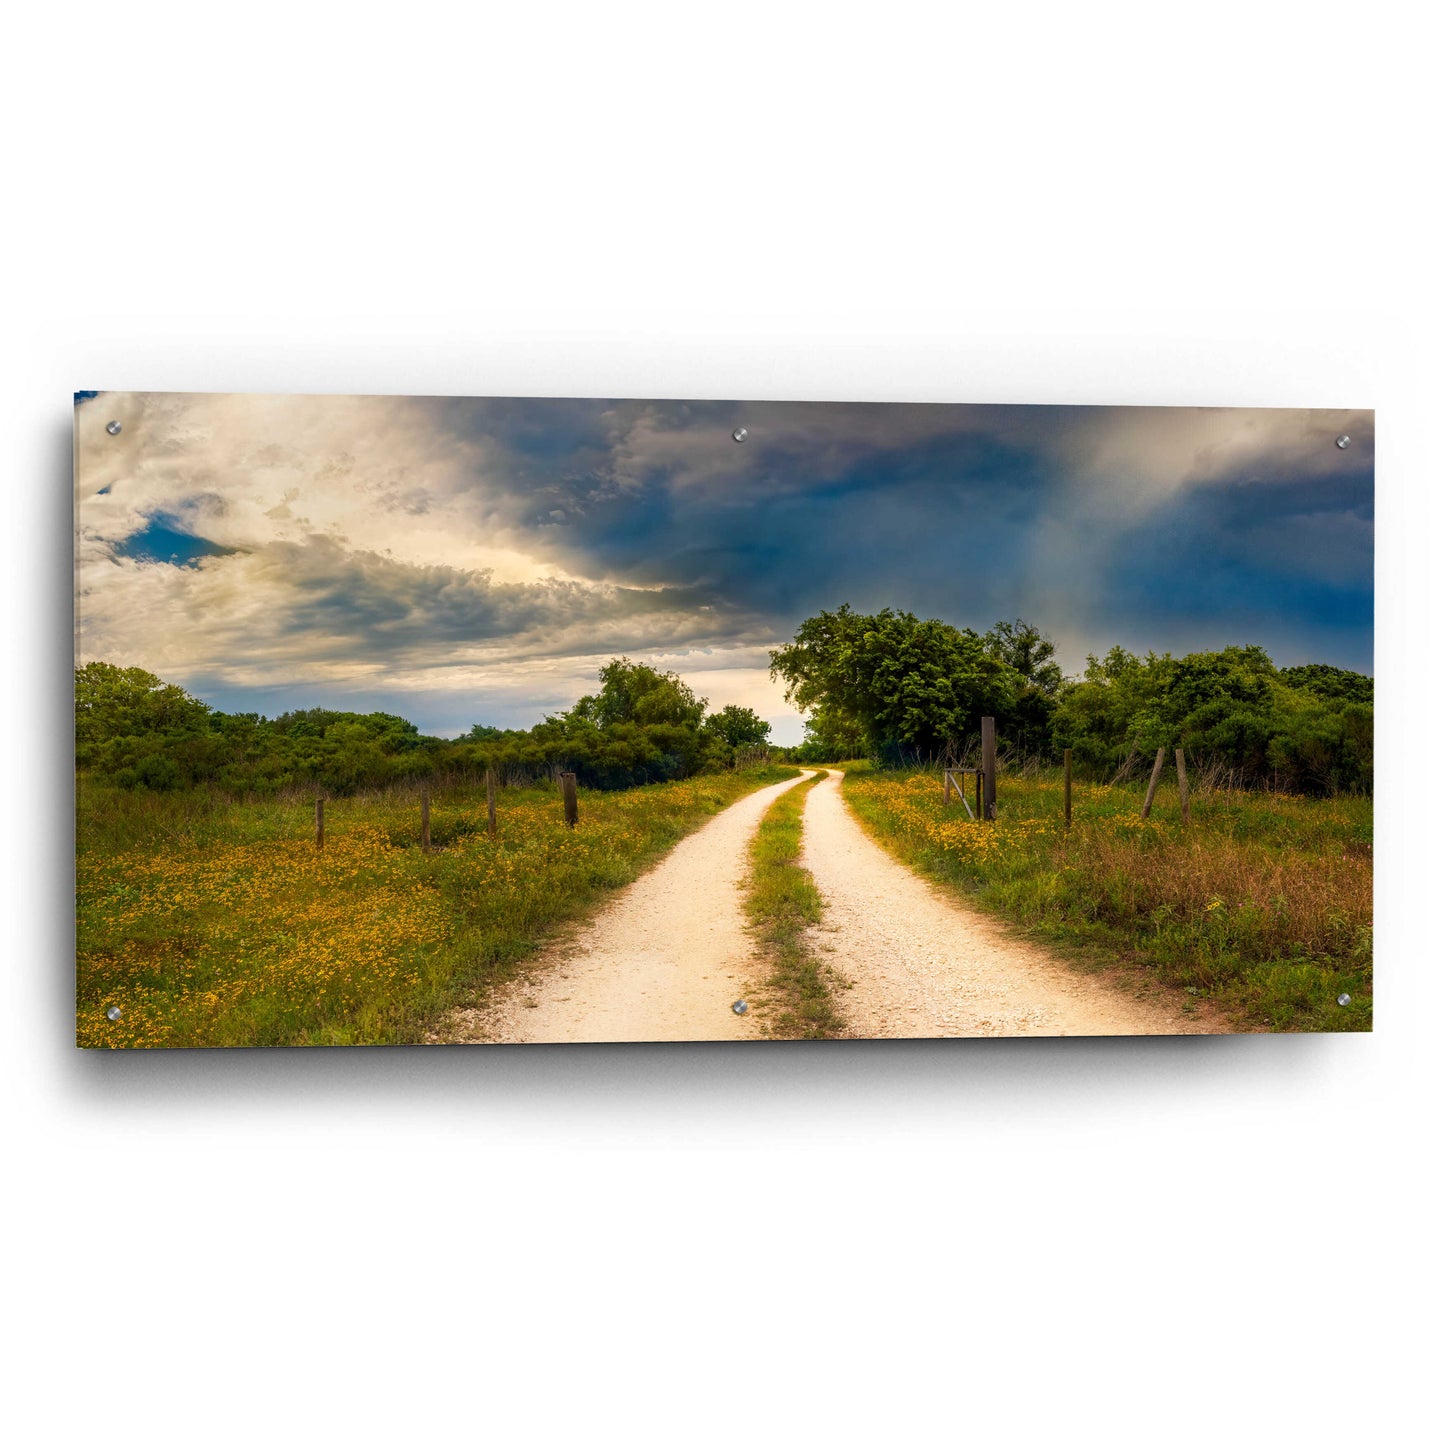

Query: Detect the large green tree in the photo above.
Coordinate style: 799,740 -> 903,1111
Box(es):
572,659 -> 707,731
984,618 -> 1063,695
702,704 -> 771,750
544,659 -> 713,788
74,662 -> 216,788
983,617 -> 1063,756
75,662 -> 211,751
769,605 -> 1016,761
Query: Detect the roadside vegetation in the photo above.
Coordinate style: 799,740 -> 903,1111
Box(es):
75,602 -> 1375,1044
769,605 -> 1372,1032
843,765 -> 1372,1032
772,606 -> 1371,797
743,771 -> 842,1039
76,766 -> 792,1048
76,656 -> 776,796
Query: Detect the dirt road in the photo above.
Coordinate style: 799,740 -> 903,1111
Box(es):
444,771 -> 814,1044
800,770 -> 1211,1037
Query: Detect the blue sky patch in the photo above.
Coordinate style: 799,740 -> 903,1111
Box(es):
114,518 -> 239,569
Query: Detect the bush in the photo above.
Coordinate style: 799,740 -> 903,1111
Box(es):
74,657 -> 775,796
1053,645 -> 1371,794
135,755 -> 182,791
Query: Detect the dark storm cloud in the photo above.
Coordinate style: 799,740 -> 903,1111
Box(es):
208,535 -> 764,667
1091,462 -> 1374,670
590,425 -> 1052,622
434,397 -> 1059,612
424,397 -> 1374,671
76,392 -> 1374,736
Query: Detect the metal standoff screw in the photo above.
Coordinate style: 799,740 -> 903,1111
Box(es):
1335,434 -> 1350,449
106,420 -> 122,436
1337,993 -> 1351,1007
731,999 -> 748,1015
732,426 -> 748,443
105,1005 -> 122,1021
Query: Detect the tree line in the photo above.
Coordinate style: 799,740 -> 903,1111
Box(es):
74,658 -> 773,796
76,605 -> 1373,799
770,605 -> 1372,794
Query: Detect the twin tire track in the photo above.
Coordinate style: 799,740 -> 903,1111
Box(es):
447,768 -> 1206,1043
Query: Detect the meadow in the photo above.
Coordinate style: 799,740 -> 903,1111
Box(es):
843,765 -> 1372,1032
76,766 -> 792,1048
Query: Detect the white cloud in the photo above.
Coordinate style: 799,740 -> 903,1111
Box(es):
74,391 -> 1370,725
77,391 -> 563,582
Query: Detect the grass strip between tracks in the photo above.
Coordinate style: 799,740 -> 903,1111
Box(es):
745,771 -> 843,1039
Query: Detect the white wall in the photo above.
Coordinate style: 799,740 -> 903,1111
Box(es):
5,4 -> 1438,1441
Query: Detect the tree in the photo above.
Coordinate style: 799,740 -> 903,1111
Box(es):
1278,663 -> 1373,706
984,619 -> 1063,695
982,618 -> 1064,756
793,700 -> 868,763
576,659 -> 707,730
74,662 -> 215,784
538,659 -> 714,789
75,662 -> 211,752
769,605 -> 1015,761
1052,644 -> 1373,792
702,704 -> 771,750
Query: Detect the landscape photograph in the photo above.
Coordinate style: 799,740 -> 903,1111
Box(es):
73,392 -> 1374,1047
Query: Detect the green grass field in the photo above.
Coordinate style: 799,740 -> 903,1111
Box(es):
843,765 -> 1372,1032
76,756 -> 1372,1045
76,766 -> 793,1048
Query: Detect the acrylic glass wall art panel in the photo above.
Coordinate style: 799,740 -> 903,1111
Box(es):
74,393 -> 1374,1046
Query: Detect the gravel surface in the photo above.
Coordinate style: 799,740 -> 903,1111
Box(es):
801,770 -> 1213,1037
443,772 -> 813,1044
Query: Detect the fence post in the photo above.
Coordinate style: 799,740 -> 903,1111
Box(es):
315,797 -> 324,850
1141,747 -> 1167,818
1064,748 -> 1073,830
1175,748 -> 1191,825
975,767 -> 981,819
420,786 -> 431,852
486,767 -> 498,839
943,768 -> 950,805
561,771 -> 579,829
981,716 -> 997,821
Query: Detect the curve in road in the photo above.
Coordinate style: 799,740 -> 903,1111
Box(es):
446,770 -> 814,1044
800,769 -> 1211,1037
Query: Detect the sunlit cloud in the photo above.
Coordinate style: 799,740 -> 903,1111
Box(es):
74,391 -> 1373,741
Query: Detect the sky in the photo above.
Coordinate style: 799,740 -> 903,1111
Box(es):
74,392 -> 1374,745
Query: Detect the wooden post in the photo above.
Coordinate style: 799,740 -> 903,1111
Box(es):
981,716 -> 997,821
561,771 -> 578,829
420,786 -> 431,852
1175,748 -> 1191,825
314,797 -> 324,850
1141,746 -> 1167,818
486,767 -> 498,839
943,769 -> 951,805
1063,748 -> 1073,830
